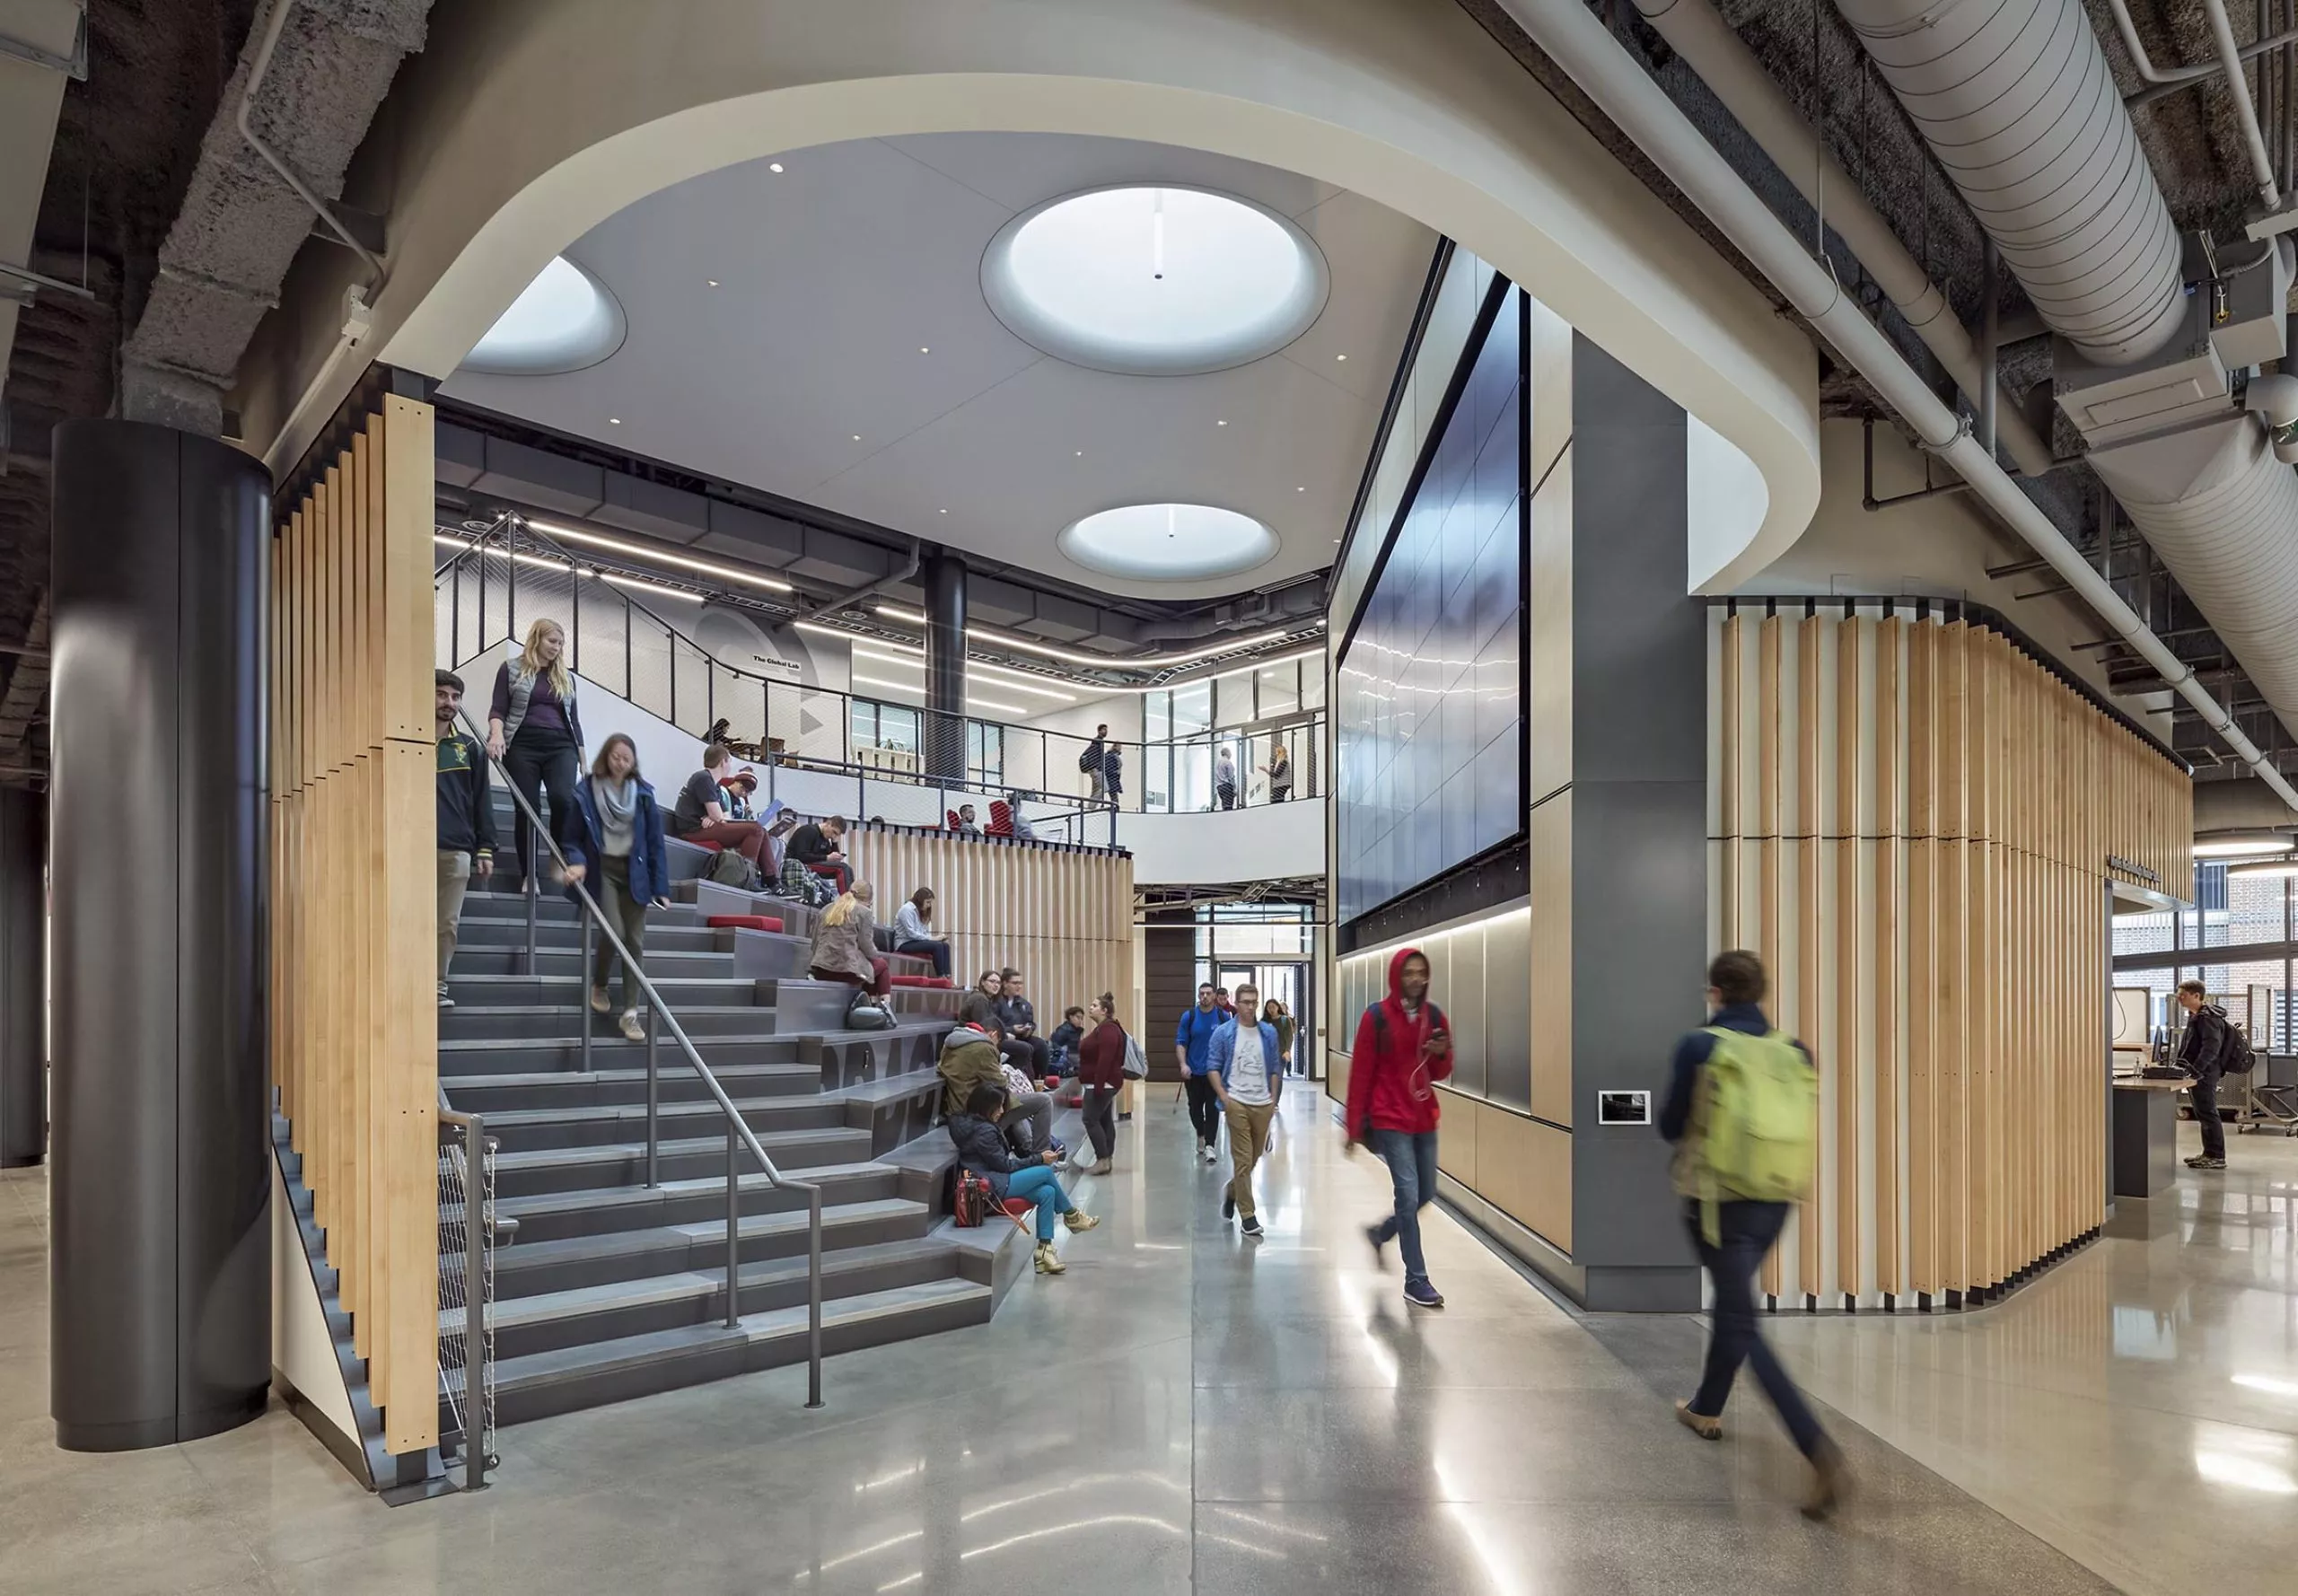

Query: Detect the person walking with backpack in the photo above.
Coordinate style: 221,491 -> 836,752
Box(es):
1343,947 -> 1453,1308
2177,979 -> 2236,1171
1081,724 -> 1110,803
1661,949 -> 1844,1519
1176,983 -> 1227,1163
566,733 -> 673,1043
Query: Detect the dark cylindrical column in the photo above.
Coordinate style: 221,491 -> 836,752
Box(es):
50,419 -> 270,1451
0,786 -> 44,1169
923,552 -> 968,783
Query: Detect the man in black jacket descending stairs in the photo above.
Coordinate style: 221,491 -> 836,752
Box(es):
436,670 -> 496,1009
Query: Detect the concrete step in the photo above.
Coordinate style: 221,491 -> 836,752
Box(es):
447,946 -> 738,979
491,1124 -> 873,1197
441,1059 -> 822,1114
487,1162 -> 899,1245
491,1197 -> 935,1305
476,1092 -> 849,1153
436,1034 -> 799,1077
439,1004 -> 783,1042
492,1276 -> 994,1427
485,1237 -> 965,1363
443,973 -> 763,1009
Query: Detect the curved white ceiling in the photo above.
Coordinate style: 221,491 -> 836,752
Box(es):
1058,503 -> 1279,580
980,185 -> 1329,375
439,132 -> 1434,600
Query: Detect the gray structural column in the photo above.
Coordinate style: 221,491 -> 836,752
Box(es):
923,551 -> 968,783
0,787 -> 43,1169
49,419 -> 271,1451
1567,335 -> 1706,1311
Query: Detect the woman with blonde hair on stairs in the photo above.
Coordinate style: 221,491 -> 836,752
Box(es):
487,617 -> 586,889
809,880 -> 891,1001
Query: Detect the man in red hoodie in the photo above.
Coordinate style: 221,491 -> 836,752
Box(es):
1343,946 -> 1452,1308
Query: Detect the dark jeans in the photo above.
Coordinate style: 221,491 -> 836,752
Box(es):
1083,1086 -> 1118,1161
1000,1092 -> 1053,1156
1216,783 -> 1237,811
1184,1073 -> 1224,1148
897,936 -> 952,978
503,725 -> 581,884
1684,1198 -> 1827,1459
2193,1065 -> 2226,1159
1369,1127 -> 1440,1288
811,955 -> 890,998
1000,1033 -> 1051,1080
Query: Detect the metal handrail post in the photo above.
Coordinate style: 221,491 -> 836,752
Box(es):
460,1110 -> 490,1492
805,1185 -> 824,1408
645,1004 -> 661,1188
523,815 -> 539,975
579,912 -> 592,1075
725,1115 -> 741,1329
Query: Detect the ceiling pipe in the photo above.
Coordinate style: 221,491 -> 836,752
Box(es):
1489,0 -> 2298,812
1628,0 -> 2056,478
2202,0 -> 2284,209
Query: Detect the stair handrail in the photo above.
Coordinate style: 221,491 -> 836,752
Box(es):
453,704 -> 825,1409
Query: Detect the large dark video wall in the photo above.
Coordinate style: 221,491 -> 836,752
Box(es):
1335,287 -> 1525,924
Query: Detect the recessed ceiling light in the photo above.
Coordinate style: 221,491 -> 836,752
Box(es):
706,278 -> 720,288
852,434 -> 863,442
1216,419 -> 1228,427
938,508 -> 948,514
980,184 -> 1330,376
460,255 -> 627,376
919,346 -> 931,354
1297,486 -> 1306,492
1074,450 -> 1084,457
768,162 -> 785,173
1336,353 -> 1348,362
1059,503 -> 1278,582
608,417 -> 622,425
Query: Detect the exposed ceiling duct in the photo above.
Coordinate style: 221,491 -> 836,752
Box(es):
1834,0 -> 2298,749
118,0 -> 431,433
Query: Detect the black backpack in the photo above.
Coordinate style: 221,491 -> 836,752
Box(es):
1079,743 -> 1100,773
2218,1007 -> 2257,1074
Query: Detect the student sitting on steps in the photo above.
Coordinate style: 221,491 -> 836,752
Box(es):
946,1082 -> 1097,1275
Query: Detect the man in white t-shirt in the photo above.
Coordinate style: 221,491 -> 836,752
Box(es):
1209,981 -> 1285,1237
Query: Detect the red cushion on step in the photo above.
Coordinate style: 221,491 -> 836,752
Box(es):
887,974 -> 955,988
690,839 -> 724,852
706,915 -> 785,933
1001,1197 -> 1033,1218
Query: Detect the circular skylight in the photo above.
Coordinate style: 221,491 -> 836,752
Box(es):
981,186 -> 1329,375
460,255 -> 627,375
1058,504 -> 1279,582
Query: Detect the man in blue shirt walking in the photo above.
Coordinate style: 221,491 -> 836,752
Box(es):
1175,983 -> 1226,1164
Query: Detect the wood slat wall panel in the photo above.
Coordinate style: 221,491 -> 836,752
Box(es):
269,395 -> 441,1459
1713,606 -> 2175,1308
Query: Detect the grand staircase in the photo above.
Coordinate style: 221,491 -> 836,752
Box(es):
442,794 -> 988,1425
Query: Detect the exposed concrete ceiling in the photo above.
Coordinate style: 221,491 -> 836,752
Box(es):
439,132 -> 1435,604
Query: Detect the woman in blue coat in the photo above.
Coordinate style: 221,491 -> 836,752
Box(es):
566,732 -> 672,1041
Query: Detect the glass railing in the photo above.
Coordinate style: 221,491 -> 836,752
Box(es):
434,520 -> 1326,841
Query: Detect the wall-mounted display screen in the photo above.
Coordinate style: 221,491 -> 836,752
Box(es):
1334,285 -> 1525,924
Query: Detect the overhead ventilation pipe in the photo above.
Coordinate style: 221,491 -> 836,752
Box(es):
1488,0 -> 2298,812
1835,0 -> 2298,749
1629,0 -> 2056,477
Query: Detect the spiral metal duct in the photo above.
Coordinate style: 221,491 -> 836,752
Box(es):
1835,0 -> 2186,364
2090,420 -> 2298,728
1840,0 -> 2298,747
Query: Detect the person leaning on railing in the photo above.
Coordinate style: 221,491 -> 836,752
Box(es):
487,617 -> 586,888
566,732 -> 673,1043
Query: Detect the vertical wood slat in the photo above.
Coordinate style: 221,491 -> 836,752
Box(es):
1907,618 -> 1936,1296
1757,615 -> 1783,1300
1935,623 -> 1966,1296
1874,617 -> 1901,1299
1796,613 -> 1822,1299
1719,613 -> 1741,949
1834,615 -> 1862,1298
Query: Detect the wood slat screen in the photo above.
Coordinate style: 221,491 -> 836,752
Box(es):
271,394 -> 439,1452
1710,604 -> 2188,1306
843,828 -> 1136,1031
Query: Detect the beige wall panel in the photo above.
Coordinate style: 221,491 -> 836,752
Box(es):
1796,613 -> 1822,1296
1518,1118 -> 1574,1255
1873,616 -> 1901,1297
1530,793 -> 1572,1127
1835,615 -> 1862,1295
1530,444 -> 1573,804
1719,612 -> 1741,947
1435,1087 -> 1481,1188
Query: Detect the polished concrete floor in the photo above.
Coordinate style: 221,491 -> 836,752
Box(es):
2,1095 -> 2287,1593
